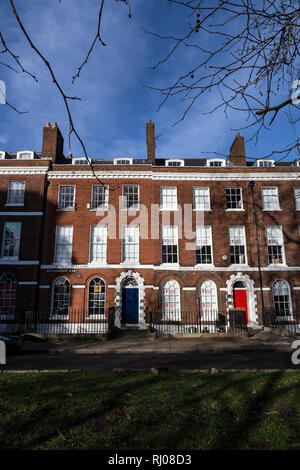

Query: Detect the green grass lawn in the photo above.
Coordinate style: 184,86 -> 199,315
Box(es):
1,370 -> 300,450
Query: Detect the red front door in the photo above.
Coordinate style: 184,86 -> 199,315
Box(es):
234,289 -> 248,322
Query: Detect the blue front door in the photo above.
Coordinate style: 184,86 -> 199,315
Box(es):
122,288 -> 139,324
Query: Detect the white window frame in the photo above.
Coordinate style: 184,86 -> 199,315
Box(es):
0,151 -> 6,159
272,279 -> 293,320
122,185 -> 140,211
87,277 -> 106,318
255,159 -> 275,167
295,160 -> 300,167
161,226 -> 179,265
72,158 -> 90,165
162,279 -> 181,321
228,226 -> 247,265
114,158 -> 133,165
89,225 -> 107,263
0,273 -> 17,319
195,226 -> 213,265
16,151 -> 34,160
1,221 -> 22,260
206,159 -> 226,167
294,187 -> 300,211
199,280 -> 218,321
266,226 -> 286,266
122,225 -> 139,263
6,181 -> 26,206
54,226 -> 73,264
166,159 -> 184,167
193,187 -> 211,211
261,187 -> 280,211
226,187 -> 243,210
160,186 -> 178,211
57,185 -> 76,211
91,185 -> 109,211
51,278 -> 70,319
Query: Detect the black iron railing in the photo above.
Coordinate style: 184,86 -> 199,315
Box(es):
148,309 -> 248,334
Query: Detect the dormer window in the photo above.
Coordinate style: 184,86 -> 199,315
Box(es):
256,159 -> 275,168
114,158 -> 133,165
16,151 -> 35,160
166,159 -> 184,167
0,151 -> 6,159
207,159 -> 226,167
72,158 -> 89,165
295,160 -> 300,167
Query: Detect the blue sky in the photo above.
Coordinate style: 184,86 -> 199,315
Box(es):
0,0 -> 298,161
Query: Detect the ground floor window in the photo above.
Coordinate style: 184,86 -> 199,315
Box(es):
273,279 -> 292,317
0,273 -> 17,315
52,278 -> 70,315
199,280 -> 218,318
88,278 -> 105,316
162,279 -> 181,321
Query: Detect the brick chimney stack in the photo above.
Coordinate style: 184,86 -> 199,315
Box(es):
42,122 -> 64,163
146,120 -> 155,164
228,132 -> 246,166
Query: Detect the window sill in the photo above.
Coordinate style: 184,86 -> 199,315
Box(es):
56,208 -> 76,212
0,257 -> 19,261
267,264 -> 287,268
193,209 -> 212,212
121,208 -> 140,212
89,261 -> 107,265
5,203 -> 24,207
195,264 -> 215,267
120,261 -> 140,266
87,314 -> 106,319
262,208 -> 281,211
276,316 -> 294,321
159,263 -> 180,268
225,209 -> 245,212
229,264 -> 249,268
160,208 -> 178,211
50,315 -> 69,320
90,208 -> 109,212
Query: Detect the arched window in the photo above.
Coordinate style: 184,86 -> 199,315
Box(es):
162,279 -> 181,321
199,280 -> 218,319
273,280 -> 292,317
88,278 -> 106,316
0,273 -> 17,315
52,278 -> 70,315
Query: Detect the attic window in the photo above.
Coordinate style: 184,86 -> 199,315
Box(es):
72,158 -> 89,165
256,160 -> 275,168
0,151 -> 6,159
114,158 -> 133,165
16,151 -> 34,160
166,159 -> 184,167
207,159 -> 226,167
295,160 -> 300,167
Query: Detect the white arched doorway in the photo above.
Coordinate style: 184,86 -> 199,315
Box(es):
226,273 -> 258,326
114,271 -> 146,328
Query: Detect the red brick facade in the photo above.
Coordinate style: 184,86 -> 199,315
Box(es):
0,122 -> 299,330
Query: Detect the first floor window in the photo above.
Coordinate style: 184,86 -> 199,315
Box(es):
0,273 -> 17,315
91,186 -> 108,210
123,185 -> 139,210
273,280 -> 292,317
162,226 -> 178,264
54,226 -> 73,263
262,187 -> 280,210
226,188 -> 242,209
196,226 -> 212,264
122,226 -> 139,262
1,222 -> 21,259
88,278 -> 105,316
266,226 -> 285,264
52,278 -> 70,315
7,181 -> 25,205
90,226 -> 107,262
229,226 -> 246,264
193,187 -> 210,210
58,186 -> 75,210
160,187 -> 177,210
162,279 -> 181,321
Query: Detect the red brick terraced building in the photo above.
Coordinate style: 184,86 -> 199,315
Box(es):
0,121 -> 299,334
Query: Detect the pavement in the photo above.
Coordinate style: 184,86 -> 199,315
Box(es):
18,327 -> 299,355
